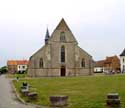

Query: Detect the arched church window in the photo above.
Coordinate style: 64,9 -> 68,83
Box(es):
123,58 -> 124,63
39,58 -> 43,68
81,58 -> 85,67
60,32 -> 65,42
61,46 -> 65,63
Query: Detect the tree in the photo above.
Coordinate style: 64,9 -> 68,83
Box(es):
0,66 -> 7,74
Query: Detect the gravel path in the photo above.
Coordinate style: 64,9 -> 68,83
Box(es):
0,75 -> 37,108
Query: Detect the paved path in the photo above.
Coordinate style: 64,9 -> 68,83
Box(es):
0,75 -> 36,108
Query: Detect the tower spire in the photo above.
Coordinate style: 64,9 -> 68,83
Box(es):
45,28 -> 50,44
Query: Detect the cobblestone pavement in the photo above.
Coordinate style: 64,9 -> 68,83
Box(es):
0,75 -> 37,108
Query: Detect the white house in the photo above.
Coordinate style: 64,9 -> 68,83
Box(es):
17,65 -> 28,73
17,60 -> 29,73
94,60 -> 105,73
120,49 -> 125,73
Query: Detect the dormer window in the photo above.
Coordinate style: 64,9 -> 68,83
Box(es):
60,32 -> 65,42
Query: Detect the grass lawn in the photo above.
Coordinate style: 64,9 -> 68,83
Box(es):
6,73 -> 27,78
13,75 -> 125,108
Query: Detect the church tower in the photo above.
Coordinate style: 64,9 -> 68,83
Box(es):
45,28 -> 50,44
120,48 -> 125,73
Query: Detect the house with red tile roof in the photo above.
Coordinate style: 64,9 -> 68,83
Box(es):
94,60 -> 105,73
104,56 -> 120,73
94,55 -> 120,74
7,60 -> 29,74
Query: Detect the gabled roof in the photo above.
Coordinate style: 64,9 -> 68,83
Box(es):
104,55 -> 119,64
95,55 -> 120,67
120,48 -> 125,56
105,57 -> 113,63
48,18 -> 78,43
95,60 -> 105,67
17,60 -> 29,65
55,18 -> 70,31
7,60 -> 29,65
7,60 -> 17,65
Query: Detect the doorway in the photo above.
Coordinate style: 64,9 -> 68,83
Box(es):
61,66 -> 66,76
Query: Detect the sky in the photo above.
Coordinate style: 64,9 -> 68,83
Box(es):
0,0 -> 125,67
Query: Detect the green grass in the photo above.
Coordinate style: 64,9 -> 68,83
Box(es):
7,73 -> 27,78
13,75 -> 125,108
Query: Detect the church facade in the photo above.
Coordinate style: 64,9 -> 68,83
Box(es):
28,19 -> 94,77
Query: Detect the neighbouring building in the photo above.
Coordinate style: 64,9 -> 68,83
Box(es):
104,56 -> 120,73
120,48 -> 125,73
7,60 -> 17,74
7,60 -> 29,74
94,60 -> 105,73
28,18 -> 94,77
17,61 -> 29,73
94,55 -> 120,74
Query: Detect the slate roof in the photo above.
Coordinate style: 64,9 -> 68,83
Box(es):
120,48 -> 125,56
45,28 -> 50,40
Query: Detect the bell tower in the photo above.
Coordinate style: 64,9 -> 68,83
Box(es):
45,28 -> 50,44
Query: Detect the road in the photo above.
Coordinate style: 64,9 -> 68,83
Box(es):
0,75 -> 36,108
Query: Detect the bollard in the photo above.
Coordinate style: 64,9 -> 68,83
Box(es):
106,93 -> 120,108
49,95 -> 68,108
20,82 -> 29,96
27,92 -> 38,100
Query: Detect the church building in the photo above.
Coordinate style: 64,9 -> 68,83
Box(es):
28,18 -> 94,77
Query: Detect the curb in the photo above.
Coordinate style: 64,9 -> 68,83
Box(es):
11,79 -> 47,108
11,80 -> 26,104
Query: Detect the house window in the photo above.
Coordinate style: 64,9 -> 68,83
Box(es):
39,58 -> 43,68
81,58 -> 85,67
60,32 -> 65,42
22,66 -> 25,69
61,46 -> 65,63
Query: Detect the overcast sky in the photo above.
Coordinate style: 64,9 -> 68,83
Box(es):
0,0 -> 125,67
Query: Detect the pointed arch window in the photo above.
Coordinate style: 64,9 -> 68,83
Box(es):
60,32 -> 65,42
61,46 -> 65,63
39,58 -> 43,68
81,58 -> 85,67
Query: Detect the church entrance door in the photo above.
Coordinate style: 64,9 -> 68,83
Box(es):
61,66 -> 66,76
